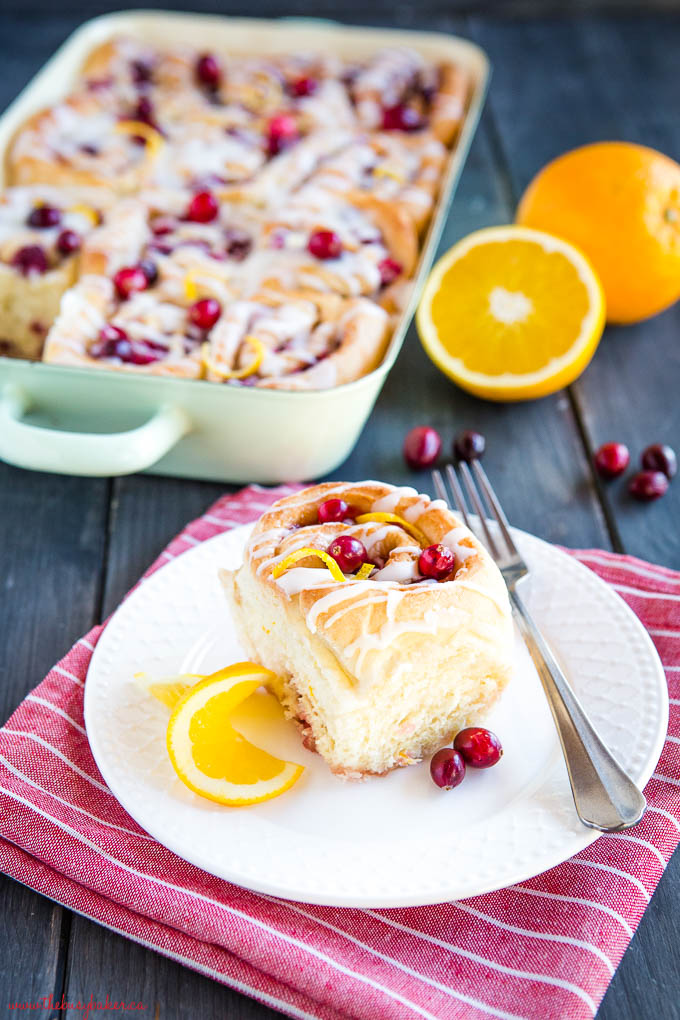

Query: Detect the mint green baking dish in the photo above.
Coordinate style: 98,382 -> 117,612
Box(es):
0,11 -> 488,482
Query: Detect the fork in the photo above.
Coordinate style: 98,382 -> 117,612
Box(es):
433,460 -> 646,832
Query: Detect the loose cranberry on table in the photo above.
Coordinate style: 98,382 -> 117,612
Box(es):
430,747 -> 466,790
403,425 -> 441,469
267,114 -> 299,156
186,190 -> 219,224
113,265 -> 149,300
628,470 -> 669,502
381,104 -> 423,132
308,230 -> 342,260
378,257 -> 402,287
318,498 -> 355,524
593,441 -> 630,479
290,76 -> 318,97
189,297 -> 222,331
453,727 -> 503,768
418,543 -> 455,581
454,429 -> 486,462
195,53 -> 221,90
641,443 -> 677,480
11,245 -> 49,276
55,229 -> 82,256
27,205 -> 61,229
326,535 -> 367,573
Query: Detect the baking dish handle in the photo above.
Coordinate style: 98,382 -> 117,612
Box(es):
0,383 -> 191,476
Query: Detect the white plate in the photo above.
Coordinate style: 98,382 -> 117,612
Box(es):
84,524 -> 668,907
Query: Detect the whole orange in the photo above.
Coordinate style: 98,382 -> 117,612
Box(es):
516,142 -> 680,323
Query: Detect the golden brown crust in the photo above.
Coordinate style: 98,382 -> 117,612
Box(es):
430,63 -> 470,146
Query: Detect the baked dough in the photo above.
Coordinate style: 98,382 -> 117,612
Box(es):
222,481 -> 514,777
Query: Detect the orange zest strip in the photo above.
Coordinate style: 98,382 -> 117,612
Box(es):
272,547 -> 346,583
202,335 -> 265,380
355,512 -> 428,547
355,562 -> 376,580
115,120 -> 164,157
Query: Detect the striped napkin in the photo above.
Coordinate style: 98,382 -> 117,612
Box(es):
1,484 -> 678,1020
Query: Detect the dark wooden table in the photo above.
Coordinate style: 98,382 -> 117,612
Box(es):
2,5 -> 680,1018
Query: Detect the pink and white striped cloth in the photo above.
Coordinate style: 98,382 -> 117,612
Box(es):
1,484 -> 679,1020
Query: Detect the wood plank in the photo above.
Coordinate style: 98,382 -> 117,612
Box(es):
64,914 -> 279,1020
0,464 -> 109,1014
467,14 -> 680,567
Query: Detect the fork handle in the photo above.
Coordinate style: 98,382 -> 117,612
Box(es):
509,589 -> 646,831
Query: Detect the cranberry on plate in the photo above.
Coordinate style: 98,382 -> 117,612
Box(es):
318,498 -> 355,524
454,727 -> 503,768
594,441 -> 630,479
403,425 -> 441,469
418,544 -> 455,581
430,748 -> 466,790
326,535 -> 367,573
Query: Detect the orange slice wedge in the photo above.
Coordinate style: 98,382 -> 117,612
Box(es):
416,225 -> 606,401
166,662 -> 304,806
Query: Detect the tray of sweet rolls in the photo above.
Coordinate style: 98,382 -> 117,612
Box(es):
0,12 -> 488,481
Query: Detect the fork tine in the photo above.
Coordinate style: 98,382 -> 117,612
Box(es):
472,460 -> 520,558
458,461 -> 502,559
444,463 -> 473,530
432,468 -> 449,507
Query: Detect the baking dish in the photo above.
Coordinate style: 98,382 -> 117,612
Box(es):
0,11 -> 488,482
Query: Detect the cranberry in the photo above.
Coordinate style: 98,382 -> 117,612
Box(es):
186,190 -> 219,223
56,230 -> 82,256
80,143 -> 100,156
113,265 -> 149,300
641,443 -> 677,480
454,429 -> 486,462
189,297 -> 222,330
326,535 -> 367,573
382,104 -> 422,131
290,76 -> 318,97
629,470 -> 669,502
138,258 -> 158,285
27,205 -> 61,229
594,441 -> 630,479
430,747 -> 466,790
134,95 -> 154,123
196,53 -> 221,90
318,498 -> 354,523
308,230 -> 342,260
403,425 -> 441,469
125,340 -> 166,365
131,59 -> 153,85
418,544 -> 455,581
454,727 -> 503,768
225,229 -> 252,261
11,245 -> 49,276
90,324 -> 130,359
378,257 -> 402,287
151,217 -> 176,236
267,114 -> 299,156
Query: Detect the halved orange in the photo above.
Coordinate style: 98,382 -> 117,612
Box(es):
165,663 -> 304,806
416,225 -> 606,401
